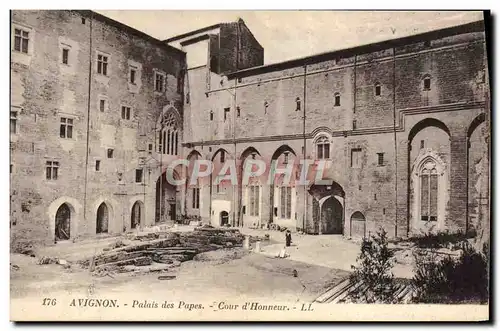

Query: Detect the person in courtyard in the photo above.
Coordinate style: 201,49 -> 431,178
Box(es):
285,230 -> 292,247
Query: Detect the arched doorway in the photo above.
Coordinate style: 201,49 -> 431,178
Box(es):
155,172 -> 177,223
309,182 -> 345,235
131,201 -> 143,229
320,196 -> 343,234
96,202 -> 109,234
350,211 -> 366,238
55,203 -> 71,241
220,211 -> 229,226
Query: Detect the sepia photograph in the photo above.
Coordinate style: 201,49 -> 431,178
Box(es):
9,9 -> 491,322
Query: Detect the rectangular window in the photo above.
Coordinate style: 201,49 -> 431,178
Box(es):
353,120 -> 357,130
121,106 -> 131,120
280,186 -> 292,219
107,149 -> 114,158
249,185 -> 260,216
60,117 -> 73,139
420,140 -> 425,149
317,144 -> 323,159
46,161 -> 59,180
192,187 -> 200,209
423,77 -> 431,90
97,54 -> 108,76
10,111 -> 17,134
377,152 -> 384,166
351,148 -> 362,168
135,168 -> 143,183
155,72 -> 164,92
317,143 -> 330,159
375,84 -> 381,96
14,28 -> 29,53
62,48 -> 69,64
95,160 -> 100,171
334,94 -> 341,106
224,107 -> 230,121
130,68 -> 136,84
99,99 -> 106,112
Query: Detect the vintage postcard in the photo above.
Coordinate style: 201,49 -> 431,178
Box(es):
9,10 -> 491,322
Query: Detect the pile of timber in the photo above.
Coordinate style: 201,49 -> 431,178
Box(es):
84,226 -> 245,276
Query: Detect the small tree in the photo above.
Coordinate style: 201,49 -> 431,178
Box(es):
349,228 -> 397,303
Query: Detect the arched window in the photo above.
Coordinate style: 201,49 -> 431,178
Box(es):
334,92 -> 341,107
316,136 -> 330,160
158,110 -> 179,155
419,160 -> 438,222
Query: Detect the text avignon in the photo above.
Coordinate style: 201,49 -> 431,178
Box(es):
69,298 -> 119,308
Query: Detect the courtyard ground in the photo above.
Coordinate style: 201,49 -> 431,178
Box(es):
10,225 -> 415,313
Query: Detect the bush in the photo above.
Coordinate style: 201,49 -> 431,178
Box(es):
412,242 -> 489,303
349,228 -> 397,303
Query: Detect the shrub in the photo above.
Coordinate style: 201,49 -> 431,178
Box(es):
412,242 -> 489,304
349,228 -> 397,303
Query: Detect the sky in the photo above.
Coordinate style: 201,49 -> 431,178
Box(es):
89,11 -> 483,65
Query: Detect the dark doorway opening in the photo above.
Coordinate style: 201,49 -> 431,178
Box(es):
131,201 -> 142,229
55,203 -> 71,241
96,202 -> 109,234
321,196 -> 343,234
220,211 -> 229,227
155,172 -> 176,223
170,203 -> 177,222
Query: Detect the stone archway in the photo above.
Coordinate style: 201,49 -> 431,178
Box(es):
309,182 -> 345,235
220,211 -> 229,226
96,202 -> 109,234
55,203 -> 72,241
131,201 -> 144,229
350,211 -> 366,238
320,196 -> 343,234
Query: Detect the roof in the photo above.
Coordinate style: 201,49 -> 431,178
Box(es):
164,23 -> 222,43
75,10 -> 185,57
227,19 -> 486,79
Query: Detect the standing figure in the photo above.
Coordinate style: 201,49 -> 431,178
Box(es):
285,230 -> 292,247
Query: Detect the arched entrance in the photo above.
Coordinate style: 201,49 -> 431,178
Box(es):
309,182 -> 345,235
350,211 -> 366,238
55,203 -> 71,241
320,196 -> 343,234
96,202 -> 109,234
155,172 -> 177,223
131,201 -> 143,229
220,211 -> 229,226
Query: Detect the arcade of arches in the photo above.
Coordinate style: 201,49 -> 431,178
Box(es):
48,115 -> 489,240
